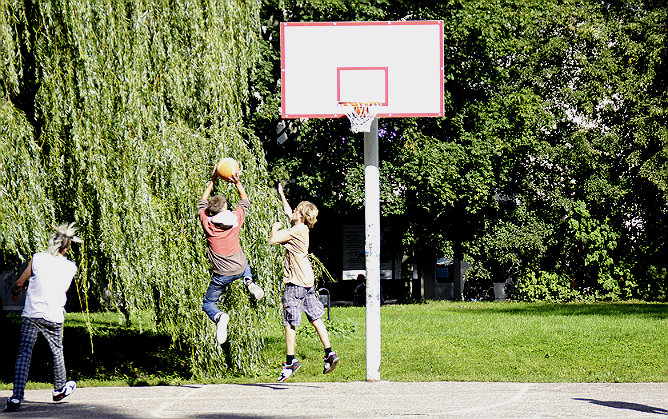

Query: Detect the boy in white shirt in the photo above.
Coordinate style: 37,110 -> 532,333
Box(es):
4,223 -> 81,412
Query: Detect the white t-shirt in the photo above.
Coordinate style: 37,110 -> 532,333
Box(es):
22,252 -> 77,323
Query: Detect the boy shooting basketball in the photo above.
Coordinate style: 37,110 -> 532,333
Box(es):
198,163 -> 264,345
270,182 -> 339,382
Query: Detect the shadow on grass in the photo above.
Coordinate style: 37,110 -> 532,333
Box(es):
460,302 -> 668,319
0,312 -> 192,385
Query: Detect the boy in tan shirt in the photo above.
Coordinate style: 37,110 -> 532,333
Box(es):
270,182 -> 339,382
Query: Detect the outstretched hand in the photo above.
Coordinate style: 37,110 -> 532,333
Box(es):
11,284 -> 25,302
277,181 -> 292,219
227,172 -> 241,184
277,181 -> 286,198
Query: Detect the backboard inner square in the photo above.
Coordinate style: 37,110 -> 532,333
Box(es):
337,67 -> 388,105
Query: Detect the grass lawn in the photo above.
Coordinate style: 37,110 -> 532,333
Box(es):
1,301 -> 666,389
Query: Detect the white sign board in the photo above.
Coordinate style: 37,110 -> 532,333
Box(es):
281,21 -> 444,119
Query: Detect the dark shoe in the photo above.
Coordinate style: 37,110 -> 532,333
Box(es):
3,398 -> 20,412
53,380 -> 76,401
323,351 -> 340,374
277,359 -> 301,382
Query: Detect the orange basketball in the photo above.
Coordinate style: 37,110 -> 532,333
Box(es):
217,157 -> 239,179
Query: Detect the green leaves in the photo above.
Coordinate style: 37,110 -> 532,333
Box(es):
0,0 -> 28,98
251,0 -> 667,302
0,100 -> 54,260
0,0 -> 288,377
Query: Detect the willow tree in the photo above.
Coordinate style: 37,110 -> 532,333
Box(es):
0,0 -> 283,376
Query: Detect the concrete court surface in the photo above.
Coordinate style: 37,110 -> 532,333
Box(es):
2,381 -> 667,418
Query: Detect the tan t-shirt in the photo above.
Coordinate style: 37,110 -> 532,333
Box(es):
272,223 -> 314,288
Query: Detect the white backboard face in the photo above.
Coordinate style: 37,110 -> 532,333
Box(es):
281,21 -> 444,119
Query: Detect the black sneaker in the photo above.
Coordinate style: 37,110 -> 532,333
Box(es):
53,380 -> 76,401
4,398 -> 20,412
323,351 -> 340,374
277,359 -> 301,382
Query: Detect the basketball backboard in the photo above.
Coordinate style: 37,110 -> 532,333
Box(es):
280,21 -> 444,119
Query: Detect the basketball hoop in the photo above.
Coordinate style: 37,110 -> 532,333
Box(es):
338,101 -> 382,132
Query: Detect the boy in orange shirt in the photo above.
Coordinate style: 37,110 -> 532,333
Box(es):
198,164 -> 264,345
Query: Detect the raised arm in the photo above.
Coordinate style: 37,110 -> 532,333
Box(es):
228,172 -> 248,200
277,182 -> 292,219
201,164 -> 219,201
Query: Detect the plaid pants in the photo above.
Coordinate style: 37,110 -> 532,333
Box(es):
282,284 -> 325,326
12,317 -> 67,400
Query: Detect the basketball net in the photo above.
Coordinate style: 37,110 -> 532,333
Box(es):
338,101 -> 382,133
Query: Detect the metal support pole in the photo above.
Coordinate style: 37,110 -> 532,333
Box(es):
318,288 -> 331,321
364,118 -> 381,381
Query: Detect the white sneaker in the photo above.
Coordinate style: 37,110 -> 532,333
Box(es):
53,380 -> 76,401
247,281 -> 265,300
216,313 -> 229,344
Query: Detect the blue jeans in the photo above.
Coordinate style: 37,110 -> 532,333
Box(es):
202,263 -> 253,322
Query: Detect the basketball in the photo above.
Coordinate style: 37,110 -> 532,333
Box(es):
217,157 -> 239,179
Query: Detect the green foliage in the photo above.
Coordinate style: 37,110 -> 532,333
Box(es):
0,100 -> 54,261
296,318 -> 356,340
515,271 -> 581,303
309,253 -> 335,286
252,0 -> 668,302
5,302 -> 665,385
4,3 -> 666,391
0,0 -> 28,98
0,0 -> 288,377
563,201 -> 635,300
642,265 -> 668,301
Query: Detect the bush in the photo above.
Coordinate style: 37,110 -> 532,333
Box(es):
514,271 -> 581,302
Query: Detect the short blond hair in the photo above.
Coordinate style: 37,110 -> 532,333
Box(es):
296,201 -> 318,228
